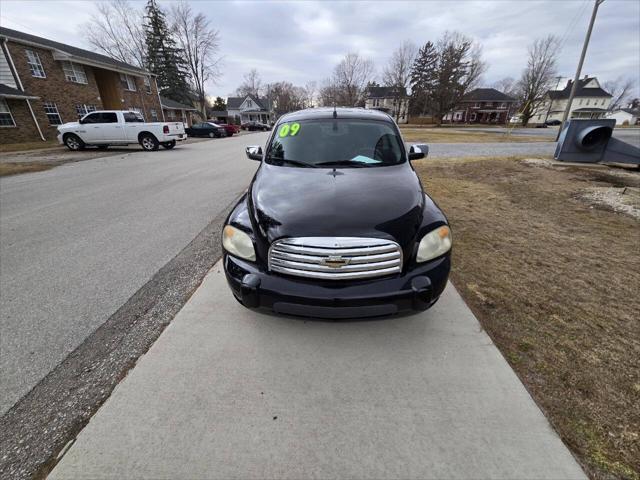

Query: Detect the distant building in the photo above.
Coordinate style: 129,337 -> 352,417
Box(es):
226,94 -> 274,124
606,107 -> 639,126
532,76 -> 612,124
0,27 -> 162,144
160,96 -> 197,126
444,88 -> 517,124
365,86 -> 409,124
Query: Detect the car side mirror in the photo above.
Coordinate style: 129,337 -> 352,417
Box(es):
78,118 -> 85,124
408,144 -> 429,161
245,146 -> 263,161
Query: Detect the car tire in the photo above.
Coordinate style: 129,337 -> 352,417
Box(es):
162,140 -> 176,149
227,132 -> 233,137
97,145 -> 109,150
208,132 -> 216,138
139,133 -> 159,151
64,133 -> 85,151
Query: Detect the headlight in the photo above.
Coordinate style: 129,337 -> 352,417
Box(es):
222,225 -> 256,261
416,226 -> 452,263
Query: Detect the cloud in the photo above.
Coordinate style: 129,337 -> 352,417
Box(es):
1,0 -> 638,98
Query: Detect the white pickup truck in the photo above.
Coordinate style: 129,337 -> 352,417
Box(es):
57,110 -> 186,151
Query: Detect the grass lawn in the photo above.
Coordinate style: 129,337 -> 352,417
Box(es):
0,140 -> 61,153
0,162 -> 56,177
400,127 -> 552,143
413,156 -> 639,480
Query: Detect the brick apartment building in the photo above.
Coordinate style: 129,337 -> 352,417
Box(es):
0,27 -> 164,144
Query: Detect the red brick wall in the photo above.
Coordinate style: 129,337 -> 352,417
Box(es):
7,42 -> 102,139
120,76 -> 163,122
0,99 -> 42,144
5,40 -> 163,141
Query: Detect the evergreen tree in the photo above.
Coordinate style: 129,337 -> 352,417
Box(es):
144,0 -> 192,104
211,96 -> 227,111
409,41 -> 438,116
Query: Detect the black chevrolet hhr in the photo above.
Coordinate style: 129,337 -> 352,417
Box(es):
222,107 -> 451,319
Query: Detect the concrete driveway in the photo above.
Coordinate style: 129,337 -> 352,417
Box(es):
50,263 -> 585,480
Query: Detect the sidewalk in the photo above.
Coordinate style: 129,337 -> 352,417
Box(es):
49,262 -> 586,479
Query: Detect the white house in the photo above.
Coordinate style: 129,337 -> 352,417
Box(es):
365,86 -> 409,124
226,94 -> 274,125
606,108 -> 639,126
531,76 -> 612,124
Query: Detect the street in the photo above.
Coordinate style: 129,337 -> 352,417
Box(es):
0,133 -> 265,414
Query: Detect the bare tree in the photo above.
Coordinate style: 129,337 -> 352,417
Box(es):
330,52 -> 375,107
170,1 -> 222,117
382,41 -> 417,121
604,77 -> 636,111
516,35 -> 561,126
318,78 -> 340,107
303,81 -> 317,108
82,0 -> 146,67
492,77 -> 518,97
236,69 -> 263,97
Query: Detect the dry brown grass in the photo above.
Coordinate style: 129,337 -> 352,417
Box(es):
401,127 -> 552,143
0,140 -> 60,153
0,162 -> 56,177
414,157 -> 640,480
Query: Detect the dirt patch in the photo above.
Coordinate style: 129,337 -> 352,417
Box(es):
414,157 -> 640,479
400,127 -> 551,143
0,140 -> 60,153
0,162 -> 56,177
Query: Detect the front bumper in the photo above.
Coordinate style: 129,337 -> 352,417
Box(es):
223,254 -> 450,319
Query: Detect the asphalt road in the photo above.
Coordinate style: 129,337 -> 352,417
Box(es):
0,133 -> 266,414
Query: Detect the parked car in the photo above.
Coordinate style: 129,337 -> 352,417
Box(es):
57,110 -> 186,151
185,122 -> 227,138
242,121 -> 271,131
222,107 -> 452,319
545,119 -> 562,126
217,123 -> 240,136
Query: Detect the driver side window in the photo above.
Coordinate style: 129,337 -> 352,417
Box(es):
82,112 -> 102,124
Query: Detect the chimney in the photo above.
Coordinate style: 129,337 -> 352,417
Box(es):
583,75 -> 588,80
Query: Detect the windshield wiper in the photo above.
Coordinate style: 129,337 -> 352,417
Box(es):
267,157 -> 317,168
315,160 -> 369,168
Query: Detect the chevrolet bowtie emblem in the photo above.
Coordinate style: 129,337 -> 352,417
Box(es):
323,255 -> 350,268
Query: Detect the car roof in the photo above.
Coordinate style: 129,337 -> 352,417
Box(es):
278,107 -> 394,123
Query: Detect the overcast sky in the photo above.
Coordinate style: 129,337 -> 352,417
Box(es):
1,0 -> 638,99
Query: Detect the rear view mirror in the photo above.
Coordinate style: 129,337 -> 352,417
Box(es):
245,146 -> 263,161
408,144 -> 429,161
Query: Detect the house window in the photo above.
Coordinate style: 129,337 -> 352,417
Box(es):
579,99 -> 583,105
150,109 -> 158,121
586,99 -> 590,106
120,74 -> 136,91
474,102 -> 481,108
43,101 -> 62,125
61,61 -> 88,84
167,109 -> 175,119
75,104 -> 97,117
470,113 -> 476,121
25,49 -> 46,78
247,99 -> 252,107
144,76 -> 152,94
0,98 -> 16,126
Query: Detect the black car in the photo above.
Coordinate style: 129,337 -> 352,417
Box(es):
185,122 -> 227,138
222,108 -> 451,319
243,121 -> 271,132
545,119 -> 562,126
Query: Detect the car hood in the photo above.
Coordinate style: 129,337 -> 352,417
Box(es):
249,163 -> 424,249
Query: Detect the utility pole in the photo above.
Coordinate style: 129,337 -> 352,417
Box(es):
557,0 -> 605,140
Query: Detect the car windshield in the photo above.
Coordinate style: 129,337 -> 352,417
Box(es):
265,119 -> 405,168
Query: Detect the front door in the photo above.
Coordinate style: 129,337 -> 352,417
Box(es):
79,112 -> 104,143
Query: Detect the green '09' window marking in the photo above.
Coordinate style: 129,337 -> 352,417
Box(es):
278,122 -> 300,137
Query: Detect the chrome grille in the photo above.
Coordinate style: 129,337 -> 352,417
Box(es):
268,237 -> 402,280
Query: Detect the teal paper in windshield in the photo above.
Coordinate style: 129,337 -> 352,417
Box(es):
351,155 -> 382,164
